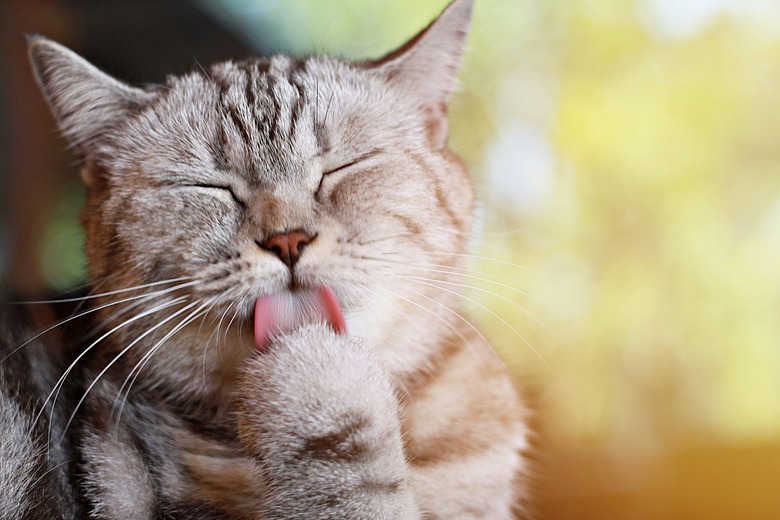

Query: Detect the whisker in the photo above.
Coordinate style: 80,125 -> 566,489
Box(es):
112,297 -> 219,428
64,297 -> 194,435
354,254 -> 569,319
202,302 -> 236,383
81,279 -> 202,340
224,302 -> 245,348
323,86 -> 336,125
120,297 -> 216,407
352,231 -> 417,246
371,284 -> 496,385
27,456 -> 75,491
383,257 -> 564,314
220,300 -> 241,347
2,279 -> 199,366
397,274 -> 556,338
416,251 -> 558,281
374,284 -> 479,350
11,277 -> 192,305
36,294 -> 190,442
408,279 -> 556,374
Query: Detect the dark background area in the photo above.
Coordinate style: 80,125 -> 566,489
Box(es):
0,0 -> 252,296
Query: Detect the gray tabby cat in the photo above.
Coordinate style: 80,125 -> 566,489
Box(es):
0,0 -> 530,517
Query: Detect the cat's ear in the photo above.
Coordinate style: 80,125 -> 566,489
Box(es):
371,0 -> 473,143
27,36 -> 152,185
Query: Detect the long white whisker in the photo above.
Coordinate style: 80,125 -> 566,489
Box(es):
398,274 -> 556,338
26,457 -> 74,491
81,280 -> 200,339
2,279 -> 200,365
407,262 -> 564,314
13,277 -> 192,305
418,251 -> 558,281
374,284 -> 478,352
224,302 -> 244,347
371,284 -> 498,385
119,299 -> 214,405
218,300 -> 240,348
409,279 -> 556,373
113,297 -> 218,428
203,300 -> 239,385
37,294 -> 191,442
63,297 -> 194,435
355,254 -> 569,321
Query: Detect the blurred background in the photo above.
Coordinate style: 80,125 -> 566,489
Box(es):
2,0 -> 780,518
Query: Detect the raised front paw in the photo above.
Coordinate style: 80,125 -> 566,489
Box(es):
235,324 -> 419,519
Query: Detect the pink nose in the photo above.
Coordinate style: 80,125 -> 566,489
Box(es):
258,230 -> 315,268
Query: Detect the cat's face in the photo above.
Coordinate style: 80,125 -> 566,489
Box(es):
30,0 -> 475,401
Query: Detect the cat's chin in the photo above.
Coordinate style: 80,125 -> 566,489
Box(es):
253,286 -> 347,351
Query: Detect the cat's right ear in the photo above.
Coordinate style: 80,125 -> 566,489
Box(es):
27,36 -> 152,187
367,0 -> 473,148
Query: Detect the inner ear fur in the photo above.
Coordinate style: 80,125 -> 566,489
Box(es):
369,0 -> 473,142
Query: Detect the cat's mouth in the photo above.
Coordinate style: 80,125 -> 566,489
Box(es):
253,286 -> 347,351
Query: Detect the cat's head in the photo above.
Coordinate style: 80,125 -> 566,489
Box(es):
28,0 -> 475,401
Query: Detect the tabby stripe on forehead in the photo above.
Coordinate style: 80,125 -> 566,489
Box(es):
242,67 -> 259,137
289,79 -> 307,141
228,105 -> 252,147
212,124 -> 228,170
266,74 -> 281,143
243,67 -> 256,108
243,61 -> 269,136
214,76 -> 253,148
287,59 -> 309,140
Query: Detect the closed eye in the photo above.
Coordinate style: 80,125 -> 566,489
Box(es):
322,149 -> 384,176
191,183 -> 245,207
323,158 -> 363,176
316,149 -> 384,200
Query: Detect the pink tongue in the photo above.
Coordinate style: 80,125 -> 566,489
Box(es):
254,286 -> 347,351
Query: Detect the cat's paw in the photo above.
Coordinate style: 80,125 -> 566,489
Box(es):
236,323 -> 399,461
235,324 -> 418,518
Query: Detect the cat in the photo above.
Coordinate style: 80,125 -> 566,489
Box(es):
0,0 -> 530,517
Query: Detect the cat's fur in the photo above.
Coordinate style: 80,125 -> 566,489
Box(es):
0,0 -> 530,517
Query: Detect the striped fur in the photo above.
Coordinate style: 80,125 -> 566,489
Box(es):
2,0 -> 531,517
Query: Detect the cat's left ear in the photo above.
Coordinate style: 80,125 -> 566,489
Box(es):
370,0 -> 473,145
27,36 -> 153,188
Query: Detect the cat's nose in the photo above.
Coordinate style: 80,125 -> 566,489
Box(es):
257,230 -> 316,268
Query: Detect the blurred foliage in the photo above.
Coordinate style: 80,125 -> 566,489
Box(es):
451,0 -> 780,453
40,180 -> 86,291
